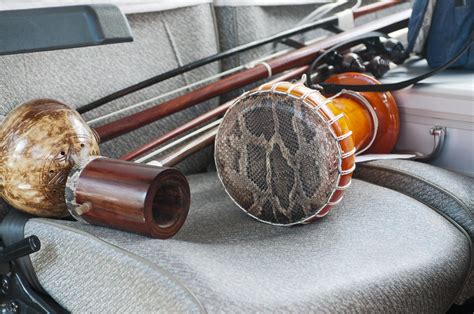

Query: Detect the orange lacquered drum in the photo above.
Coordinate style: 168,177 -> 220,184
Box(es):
325,72 -> 400,154
215,73 -> 398,226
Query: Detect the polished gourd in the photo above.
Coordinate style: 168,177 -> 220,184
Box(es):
0,100 -> 189,238
0,99 -> 100,217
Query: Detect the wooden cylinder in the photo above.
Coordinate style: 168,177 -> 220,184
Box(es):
66,158 -> 190,239
324,72 -> 400,153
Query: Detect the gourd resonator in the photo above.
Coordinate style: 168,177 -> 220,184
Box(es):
0,100 -> 189,239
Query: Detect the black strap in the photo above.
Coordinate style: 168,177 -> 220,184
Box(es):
318,30 -> 474,93
306,31 -> 389,87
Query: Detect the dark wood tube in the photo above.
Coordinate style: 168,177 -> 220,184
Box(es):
120,101 -> 231,161
65,158 -> 190,239
157,127 -> 218,168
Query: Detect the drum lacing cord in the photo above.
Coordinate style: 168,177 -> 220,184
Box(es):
341,147 -> 356,159
340,163 -> 356,176
258,82 -> 356,218
327,196 -> 345,206
336,180 -> 352,190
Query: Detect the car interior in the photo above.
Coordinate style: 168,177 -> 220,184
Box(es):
0,0 -> 472,313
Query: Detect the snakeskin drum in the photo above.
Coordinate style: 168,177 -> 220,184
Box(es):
215,82 -> 356,225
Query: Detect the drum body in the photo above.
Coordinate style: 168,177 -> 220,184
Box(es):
325,72 -> 399,153
0,99 -> 100,217
215,76 -> 399,225
215,82 -> 357,225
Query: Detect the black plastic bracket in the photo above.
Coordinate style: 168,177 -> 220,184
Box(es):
0,210 -> 68,313
0,4 -> 133,56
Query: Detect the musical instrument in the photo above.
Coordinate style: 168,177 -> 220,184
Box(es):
0,100 -> 190,238
121,66 -> 310,162
77,0 -> 405,114
0,99 -> 100,217
65,157 -> 189,239
0,7 -> 408,238
94,10 -> 410,142
213,74 -> 398,225
122,72 -> 399,226
120,30 -> 407,163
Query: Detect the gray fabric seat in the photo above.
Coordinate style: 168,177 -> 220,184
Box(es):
24,171 -> 471,312
2,2 -> 470,312
355,159 -> 474,304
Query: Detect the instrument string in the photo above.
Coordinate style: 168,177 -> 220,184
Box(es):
87,1 -> 368,126
114,4 -> 408,163
134,118 -> 223,164
86,50 -> 290,126
282,0 -> 361,47
77,9 -> 348,114
87,33 -> 330,126
82,0 -> 370,118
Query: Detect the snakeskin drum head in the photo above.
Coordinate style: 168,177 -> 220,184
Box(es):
215,89 -> 343,225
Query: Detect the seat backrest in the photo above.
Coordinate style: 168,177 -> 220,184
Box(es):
0,2 -> 220,175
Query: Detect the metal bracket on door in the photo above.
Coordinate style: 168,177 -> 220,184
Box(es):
396,126 -> 447,163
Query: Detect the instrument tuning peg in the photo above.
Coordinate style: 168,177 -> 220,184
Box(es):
341,52 -> 366,73
365,36 -> 385,50
309,64 -> 335,85
365,56 -> 391,78
382,38 -> 407,64
325,50 -> 343,66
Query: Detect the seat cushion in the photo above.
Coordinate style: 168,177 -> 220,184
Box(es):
24,172 -> 471,312
355,159 -> 473,238
354,159 -> 474,304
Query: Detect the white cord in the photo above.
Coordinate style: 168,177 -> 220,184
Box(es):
297,0 -> 348,27
275,0 -> 347,53
134,118 -> 223,163
87,67 -> 236,125
351,0 -> 362,11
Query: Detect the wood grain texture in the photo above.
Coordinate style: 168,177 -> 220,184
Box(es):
158,128 -> 218,168
70,158 -> 190,239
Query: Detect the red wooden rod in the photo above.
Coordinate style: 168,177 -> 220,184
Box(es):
121,65 -> 310,161
96,9 -> 410,143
